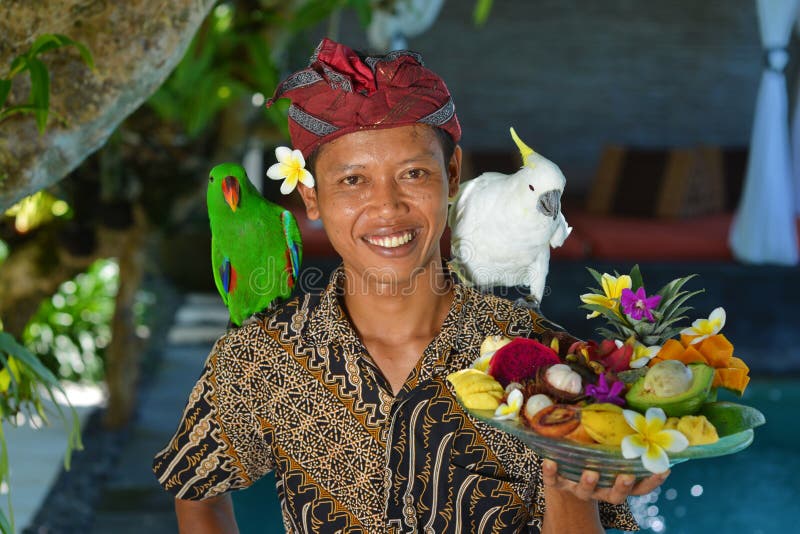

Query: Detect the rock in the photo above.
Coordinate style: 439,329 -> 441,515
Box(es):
0,0 -> 217,210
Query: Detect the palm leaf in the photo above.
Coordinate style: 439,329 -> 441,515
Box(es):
629,264 -> 644,291
586,267 -> 604,286
656,274 -> 698,301
580,303 -> 623,324
659,289 -> 703,322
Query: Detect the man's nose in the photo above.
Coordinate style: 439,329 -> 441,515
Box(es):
371,178 -> 409,218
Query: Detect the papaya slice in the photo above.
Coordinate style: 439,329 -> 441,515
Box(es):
728,356 -> 749,370
697,334 -> 733,368
714,368 -> 750,396
653,339 -> 706,365
680,333 -> 699,347
677,345 -> 707,365
658,338 -> 686,360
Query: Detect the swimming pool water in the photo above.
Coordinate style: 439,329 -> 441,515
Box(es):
233,379 -> 793,533
615,379 -> 796,534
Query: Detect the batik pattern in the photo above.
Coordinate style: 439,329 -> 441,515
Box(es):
153,266 -> 638,532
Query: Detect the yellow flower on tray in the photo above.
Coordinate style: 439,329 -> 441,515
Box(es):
629,339 -> 661,369
580,273 -> 632,319
621,407 -> 689,474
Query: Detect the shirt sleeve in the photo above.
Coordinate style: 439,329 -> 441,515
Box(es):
152,326 -> 276,500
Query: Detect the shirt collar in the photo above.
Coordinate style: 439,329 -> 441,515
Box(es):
301,263 -> 468,359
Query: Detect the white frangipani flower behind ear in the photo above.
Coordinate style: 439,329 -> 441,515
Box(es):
266,146 -> 315,195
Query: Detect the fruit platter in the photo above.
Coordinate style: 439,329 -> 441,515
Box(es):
448,266 -> 766,486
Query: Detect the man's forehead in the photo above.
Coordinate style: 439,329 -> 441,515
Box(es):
316,125 -> 442,166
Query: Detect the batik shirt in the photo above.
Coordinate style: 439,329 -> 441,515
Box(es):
153,266 -> 638,533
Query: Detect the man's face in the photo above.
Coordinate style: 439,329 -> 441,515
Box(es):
298,124 -> 461,288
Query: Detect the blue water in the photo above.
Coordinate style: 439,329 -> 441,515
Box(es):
233,379 -> 794,534
616,379 -> 798,534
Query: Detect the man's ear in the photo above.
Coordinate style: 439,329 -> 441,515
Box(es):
297,183 -> 320,220
447,145 -> 462,198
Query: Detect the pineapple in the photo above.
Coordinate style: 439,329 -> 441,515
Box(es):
580,266 -> 702,347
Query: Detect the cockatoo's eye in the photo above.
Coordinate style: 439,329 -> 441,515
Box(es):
528,184 -> 535,192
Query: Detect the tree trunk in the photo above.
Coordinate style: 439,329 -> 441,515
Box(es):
103,208 -> 148,428
0,0 -> 216,211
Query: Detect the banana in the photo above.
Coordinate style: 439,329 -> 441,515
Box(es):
676,415 -> 719,445
666,415 -> 719,445
580,403 -> 636,445
462,392 -> 505,411
447,369 -> 505,410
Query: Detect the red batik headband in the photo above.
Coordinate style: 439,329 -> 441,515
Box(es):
267,38 -> 461,158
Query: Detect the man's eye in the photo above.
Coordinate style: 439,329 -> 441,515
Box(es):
406,168 -> 427,180
342,175 -> 361,185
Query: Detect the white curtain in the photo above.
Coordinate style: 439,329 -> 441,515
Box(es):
729,0 -> 799,265
792,15 -> 800,215
366,0 -> 445,52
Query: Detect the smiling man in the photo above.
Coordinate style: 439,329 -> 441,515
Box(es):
153,38 -> 664,533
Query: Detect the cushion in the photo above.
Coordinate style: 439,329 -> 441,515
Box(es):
586,145 -> 736,219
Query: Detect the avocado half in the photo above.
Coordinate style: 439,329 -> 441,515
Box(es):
625,363 -> 714,417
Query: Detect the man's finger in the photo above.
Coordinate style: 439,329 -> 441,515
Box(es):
573,470 -> 599,500
541,459 -> 559,486
603,474 -> 636,505
631,471 -> 670,495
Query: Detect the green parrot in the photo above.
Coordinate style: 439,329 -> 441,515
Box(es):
207,163 -> 302,327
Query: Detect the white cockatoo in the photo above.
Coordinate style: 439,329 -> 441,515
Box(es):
448,128 -> 572,307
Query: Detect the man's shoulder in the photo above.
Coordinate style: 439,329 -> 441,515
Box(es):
461,285 -> 539,324
214,293 -> 316,358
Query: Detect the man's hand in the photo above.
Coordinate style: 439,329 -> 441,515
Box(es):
542,458 -> 669,505
175,494 -> 239,533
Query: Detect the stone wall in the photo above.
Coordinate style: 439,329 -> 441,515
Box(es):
340,0 -> 764,191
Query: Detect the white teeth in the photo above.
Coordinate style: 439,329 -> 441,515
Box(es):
367,231 -> 415,248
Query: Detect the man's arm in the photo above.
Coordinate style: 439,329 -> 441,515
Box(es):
540,459 -> 670,533
175,494 -> 239,534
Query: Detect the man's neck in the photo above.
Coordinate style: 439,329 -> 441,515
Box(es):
341,260 -> 453,343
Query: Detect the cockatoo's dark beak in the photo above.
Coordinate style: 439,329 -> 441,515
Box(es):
222,175 -> 240,212
537,189 -> 561,220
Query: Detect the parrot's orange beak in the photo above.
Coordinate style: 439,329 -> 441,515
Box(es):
222,175 -> 240,212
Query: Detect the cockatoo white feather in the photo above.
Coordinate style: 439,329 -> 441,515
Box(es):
448,128 -> 572,306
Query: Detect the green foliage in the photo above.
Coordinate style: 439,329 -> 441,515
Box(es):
473,0 -> 494,26
147,4 -> 250,138
146,0 -> 495,142
24,260 -> 120,383
0,34 -> 94,135
0,332 -> 83,534
146,1 -> 375,140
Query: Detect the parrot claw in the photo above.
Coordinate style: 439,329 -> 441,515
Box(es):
447,260 -> 473,286
514,294 -> 541,312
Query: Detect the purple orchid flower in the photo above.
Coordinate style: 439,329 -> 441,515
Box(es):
585,373 -> 626,406
620,287 -> 661,322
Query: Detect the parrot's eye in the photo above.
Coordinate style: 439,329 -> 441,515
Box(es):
209,176 -> 214,183
528,184 -> 535,192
